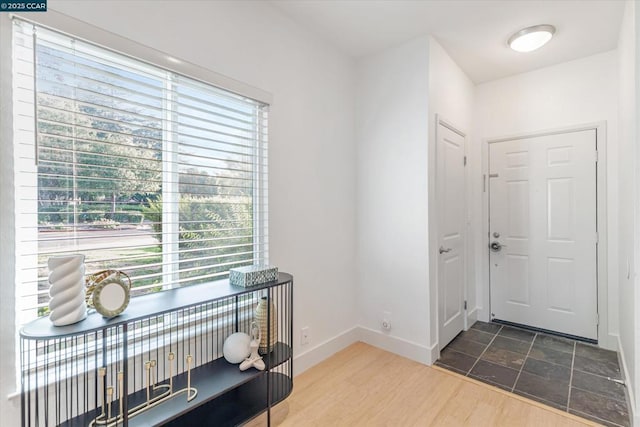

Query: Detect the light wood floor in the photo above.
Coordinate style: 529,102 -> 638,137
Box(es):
247,342 -> 601,426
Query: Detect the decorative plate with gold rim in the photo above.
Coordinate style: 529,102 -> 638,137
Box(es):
87,270 -> 131,318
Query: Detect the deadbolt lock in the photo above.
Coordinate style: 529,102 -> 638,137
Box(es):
489,241 -> 504,252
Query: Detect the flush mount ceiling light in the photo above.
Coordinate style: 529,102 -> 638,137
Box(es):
508,24 -> 556,52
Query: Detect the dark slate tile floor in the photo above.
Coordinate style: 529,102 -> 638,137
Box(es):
435,321 -> 630,427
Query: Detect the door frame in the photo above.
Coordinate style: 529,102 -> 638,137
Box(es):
479,121 -> 612,349
435,115 -> 469,351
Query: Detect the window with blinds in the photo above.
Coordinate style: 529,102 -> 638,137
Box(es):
13,20 -> 269,324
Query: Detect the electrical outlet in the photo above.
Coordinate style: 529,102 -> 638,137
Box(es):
300,327 -> 310,346
382,311 -> 391,331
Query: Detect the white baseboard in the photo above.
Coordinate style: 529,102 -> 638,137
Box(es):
292,326 -> 360,377
616,335 -> 636,425
475,306 -> 490,323
428,341 -> 439,364
466,308 -> 478,329
358,326 -> 434,365
600,332 -> 618,352
292,326 -> 436,378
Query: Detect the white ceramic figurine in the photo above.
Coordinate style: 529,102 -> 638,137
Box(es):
240,322 -> 265,371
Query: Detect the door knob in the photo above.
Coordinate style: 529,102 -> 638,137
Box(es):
489,241 -> 506,252
439,246 -> 452,254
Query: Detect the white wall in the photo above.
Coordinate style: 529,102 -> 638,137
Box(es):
473,51 -> 620,350
635,2 -> 640,422
355,36 -> 432,362
355,36 -> 474,363
0,1 -> 358,424
427,37 -> 475,348
617,0 -> 639,422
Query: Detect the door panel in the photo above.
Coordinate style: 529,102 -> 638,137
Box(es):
547,257 -> 574,312
507,181 -> 529,237
489,129 -> 597,340
437,122 -> 466,349
547,178 -> 574,239
444,255 -> 463,321
506,254 -> 529,305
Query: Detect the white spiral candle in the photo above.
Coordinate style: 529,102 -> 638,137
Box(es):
48,254 -> 87,326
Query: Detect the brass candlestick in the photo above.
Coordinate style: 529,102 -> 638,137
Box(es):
106,386 -> 113,421
98,367 -> 106,417
150,359 -> 157,390
90,354 -> 198,427
117,371 -> 124,419
186,355 -> 193,402
168,352 -> 175,393
144,361 -> 151,405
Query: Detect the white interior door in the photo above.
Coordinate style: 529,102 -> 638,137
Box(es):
437,120 -> 466,349
489,129 -> 597,340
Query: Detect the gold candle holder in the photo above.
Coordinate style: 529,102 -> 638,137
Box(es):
144,361 -> 151,405
168,352 -> 175,393
106,386 -> 113,420
90,355 -> 198,427
117,371 -> 124,419
98,367 -> 106,417
150,359 -> 157,390
186,355 -> 193,402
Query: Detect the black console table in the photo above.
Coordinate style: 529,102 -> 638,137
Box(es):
20,273 -> 293,426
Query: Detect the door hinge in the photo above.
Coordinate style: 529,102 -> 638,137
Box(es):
595,150 -> 599,163
596,313 -> 599,326
596,231 -> 599,244
464,300 -> 467,310
464,155 -> 467,166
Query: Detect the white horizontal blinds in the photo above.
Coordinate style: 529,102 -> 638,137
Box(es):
13,20 -> 39,327
13,20 -> 268,322
173,77 -> 268,287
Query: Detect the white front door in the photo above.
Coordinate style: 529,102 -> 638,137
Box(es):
437,120 -> 466,349
489,129 -> 597,340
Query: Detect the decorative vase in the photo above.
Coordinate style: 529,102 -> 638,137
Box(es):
255,296 -> 277,354
48,254 -> 87,326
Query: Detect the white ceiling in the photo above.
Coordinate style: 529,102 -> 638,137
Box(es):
271,0 -> 626,83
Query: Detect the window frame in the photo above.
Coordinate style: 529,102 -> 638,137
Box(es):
6,12 -> 273,395
11,11 -> 272,322
9,11 -> 272,105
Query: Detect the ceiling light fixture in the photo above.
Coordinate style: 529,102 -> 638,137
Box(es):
508,24 -> 556,53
